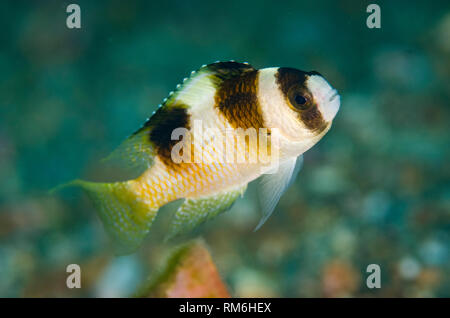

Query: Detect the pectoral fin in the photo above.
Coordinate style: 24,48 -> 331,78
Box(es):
166,184 -> 247,240
255,155 -> 303,231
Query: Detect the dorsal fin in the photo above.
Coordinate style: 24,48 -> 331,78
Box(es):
103,61 -> 256,175
160,61 -> 256,109
206,61 -> 256,84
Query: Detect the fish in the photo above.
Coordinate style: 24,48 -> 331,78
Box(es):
59,61 -> 341,254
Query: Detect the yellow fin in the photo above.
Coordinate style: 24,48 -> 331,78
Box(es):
56,179 -> 158,255
166,184 -> 247,240
102,126 -> 155,178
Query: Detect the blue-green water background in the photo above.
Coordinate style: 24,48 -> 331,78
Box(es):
0,0 -> 449,297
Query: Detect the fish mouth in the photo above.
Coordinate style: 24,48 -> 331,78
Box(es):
328,90 -> 339,102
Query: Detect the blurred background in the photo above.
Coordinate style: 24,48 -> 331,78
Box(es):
0,0 -> 448,297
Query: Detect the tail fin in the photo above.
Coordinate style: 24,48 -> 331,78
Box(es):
55,179 -> 158,254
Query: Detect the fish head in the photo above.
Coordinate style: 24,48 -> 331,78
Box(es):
303,71 -> 340,124
259,67 -> 340,151
277,67 -> 340,135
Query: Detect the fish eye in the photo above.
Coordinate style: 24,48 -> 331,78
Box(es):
288,86 -> 311,111
294,94 -> 307,106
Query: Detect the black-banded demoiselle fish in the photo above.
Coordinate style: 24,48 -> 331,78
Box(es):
57,61 -> 340,254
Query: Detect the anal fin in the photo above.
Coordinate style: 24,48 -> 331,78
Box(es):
166,184 -> 247,240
